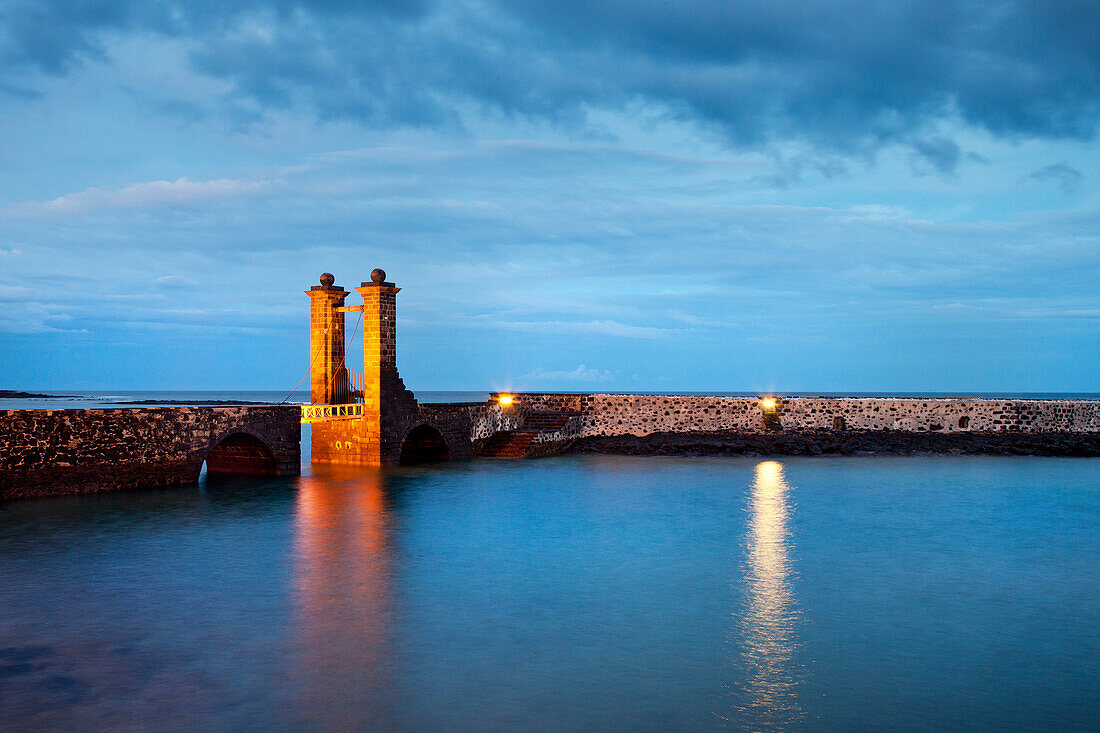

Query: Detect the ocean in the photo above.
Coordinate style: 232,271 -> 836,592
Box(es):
1,390 -> 1098,729
0,451 -> 1097,729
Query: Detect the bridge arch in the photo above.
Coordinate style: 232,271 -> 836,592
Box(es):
399,423 -> 451,465
203,431 -> 279,477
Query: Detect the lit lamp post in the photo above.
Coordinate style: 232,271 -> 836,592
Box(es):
759,396 -> 782,431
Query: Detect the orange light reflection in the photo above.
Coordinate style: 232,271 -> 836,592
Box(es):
292,466 -> 395,728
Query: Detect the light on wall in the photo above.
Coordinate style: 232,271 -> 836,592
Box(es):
498,395 -> 514,406
760,397 -> 777,412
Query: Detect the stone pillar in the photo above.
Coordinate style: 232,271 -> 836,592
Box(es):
306,273 -> 348,405
356,268 -> 418,464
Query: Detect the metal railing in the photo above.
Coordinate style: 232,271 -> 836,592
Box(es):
348,368 -> 363,402
329,367 -> 364,405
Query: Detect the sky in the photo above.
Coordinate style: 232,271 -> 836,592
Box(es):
0,0 -> 1098,393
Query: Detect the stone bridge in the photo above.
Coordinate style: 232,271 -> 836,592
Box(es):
303,270 -> 517,466
0,406 -> 301,500
7,267 -> 1096,501
304,269 -> 478,466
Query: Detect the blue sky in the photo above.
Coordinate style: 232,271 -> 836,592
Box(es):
1,0 -> 1097,392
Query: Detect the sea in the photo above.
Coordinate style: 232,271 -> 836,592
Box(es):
1,391 -> 1097,730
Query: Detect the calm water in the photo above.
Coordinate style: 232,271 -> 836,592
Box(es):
1,454 -> 1097,730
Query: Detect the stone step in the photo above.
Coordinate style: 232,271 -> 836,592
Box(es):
478,412 -> 574,458
521,411 -> 571,431
478,430 -> 537,458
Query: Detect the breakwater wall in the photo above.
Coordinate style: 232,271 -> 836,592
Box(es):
0,406 -> 301,500
489,394 -> 1100,439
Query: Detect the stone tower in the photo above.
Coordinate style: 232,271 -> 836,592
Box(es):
306,270 -> 418,466
305,273 -> 348,405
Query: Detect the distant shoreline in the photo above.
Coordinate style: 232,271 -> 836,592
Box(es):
0,390 -> 78,399
0,391 -> 284,406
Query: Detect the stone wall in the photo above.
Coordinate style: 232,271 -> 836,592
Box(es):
314,394 -> 1100,463
396,403 -> 478,461
0,406 -> 301,500
498,393 -> 1100,437
310,402 -> 499,465
465,403 -> 521,441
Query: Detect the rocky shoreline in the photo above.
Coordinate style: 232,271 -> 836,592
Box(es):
0,392 -> 280,406
0,390 -> 77,399
563,429 -> 1100,457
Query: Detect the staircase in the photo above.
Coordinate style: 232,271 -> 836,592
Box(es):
478,430 -> 538,458
521,412 -> 570,431
477,411 -> 573,459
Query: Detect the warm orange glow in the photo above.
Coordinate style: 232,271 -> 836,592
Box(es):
293,468 -> 393,727
760,397 -> 777,411
498,394 -> 514,406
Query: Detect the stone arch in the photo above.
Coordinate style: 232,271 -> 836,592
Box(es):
399,423 -> 451,465
203,431 -> 279,477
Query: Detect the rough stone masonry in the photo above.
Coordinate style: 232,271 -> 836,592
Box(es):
0,406 -> 300,500
493,393 -> 1100,436
471,393 -> 1100,457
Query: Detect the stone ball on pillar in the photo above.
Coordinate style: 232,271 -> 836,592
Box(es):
320,272 -> 335,287
371,268 -> 387,283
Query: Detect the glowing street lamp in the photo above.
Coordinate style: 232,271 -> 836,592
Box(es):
759,396 -> 782,431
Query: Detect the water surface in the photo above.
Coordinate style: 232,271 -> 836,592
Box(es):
1,456 -> 1096,730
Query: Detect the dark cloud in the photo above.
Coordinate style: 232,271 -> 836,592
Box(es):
1026,163 -> 1084,193
2,1 -> 1098,167
0,0 -> 121,74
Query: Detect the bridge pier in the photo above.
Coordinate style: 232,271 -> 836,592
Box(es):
307,273 -> 349,405
305,269 -> 474,466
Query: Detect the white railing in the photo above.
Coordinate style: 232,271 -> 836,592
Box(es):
300,403 -> 365,423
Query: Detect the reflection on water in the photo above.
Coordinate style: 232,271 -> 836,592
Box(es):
292,466 -> 396,728
735,460 -> 803,729
1,456 -> 1097,730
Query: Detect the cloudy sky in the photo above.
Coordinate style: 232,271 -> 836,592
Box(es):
1,0 -> 1097,393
